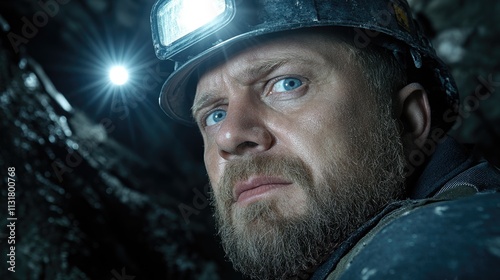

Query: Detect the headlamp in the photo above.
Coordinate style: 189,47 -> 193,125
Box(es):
151,0 -> 235,61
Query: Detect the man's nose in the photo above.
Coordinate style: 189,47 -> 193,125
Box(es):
215,100 -> 273,160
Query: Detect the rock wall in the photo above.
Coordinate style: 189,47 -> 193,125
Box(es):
410,0 -> 500,165
0,32 -> 237,280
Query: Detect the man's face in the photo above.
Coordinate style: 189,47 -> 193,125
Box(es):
193,32 -> 406,279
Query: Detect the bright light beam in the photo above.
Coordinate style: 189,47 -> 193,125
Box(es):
109,65 -> 129,85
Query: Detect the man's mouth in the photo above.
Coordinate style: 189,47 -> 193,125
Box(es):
234,176 -> 293,204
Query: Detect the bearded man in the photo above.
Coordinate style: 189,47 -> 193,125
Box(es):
150,1 -> 500,279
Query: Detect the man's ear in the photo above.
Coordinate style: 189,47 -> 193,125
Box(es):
394,83 -> 431,149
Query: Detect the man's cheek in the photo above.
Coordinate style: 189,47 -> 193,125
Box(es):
205,163 -> 220,185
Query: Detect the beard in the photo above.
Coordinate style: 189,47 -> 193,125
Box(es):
209,105 -> 406,280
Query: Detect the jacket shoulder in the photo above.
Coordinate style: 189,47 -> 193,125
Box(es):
333,192 -> 500,280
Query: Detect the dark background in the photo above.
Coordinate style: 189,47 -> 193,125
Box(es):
0,0 -> 499,279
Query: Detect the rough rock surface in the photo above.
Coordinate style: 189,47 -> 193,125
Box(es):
409,0 -> 500,164
0,32 -> 237,280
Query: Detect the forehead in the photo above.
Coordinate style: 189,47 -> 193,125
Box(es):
193,31 -> 354,101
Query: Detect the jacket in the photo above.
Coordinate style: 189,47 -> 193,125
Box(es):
311,136 -> 500,280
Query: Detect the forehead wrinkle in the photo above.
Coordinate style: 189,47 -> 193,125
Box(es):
239,57 -> 290,82
240,50 -> 325,78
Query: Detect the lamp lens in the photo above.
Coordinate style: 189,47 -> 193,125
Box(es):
157,0 -> 227,47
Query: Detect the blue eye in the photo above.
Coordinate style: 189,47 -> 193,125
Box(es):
272,77 -> 303,92
205,109 -> 227,126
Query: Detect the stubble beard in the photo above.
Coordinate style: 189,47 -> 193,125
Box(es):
210,107 -> 406,280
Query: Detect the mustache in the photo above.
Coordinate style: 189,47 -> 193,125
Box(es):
217,155 -> 314,203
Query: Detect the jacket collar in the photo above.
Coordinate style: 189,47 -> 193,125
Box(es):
410,136 -> 473,199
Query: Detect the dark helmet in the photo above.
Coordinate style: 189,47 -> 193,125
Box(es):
151,0 -> 459,127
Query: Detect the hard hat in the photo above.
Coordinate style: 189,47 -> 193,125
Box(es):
151,0 -> 459,127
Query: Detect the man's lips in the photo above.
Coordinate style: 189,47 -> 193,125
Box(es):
234,176 -> 293,203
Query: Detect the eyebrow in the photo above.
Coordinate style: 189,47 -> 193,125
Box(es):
191,56 -> 313,119
191,94 -> 216,121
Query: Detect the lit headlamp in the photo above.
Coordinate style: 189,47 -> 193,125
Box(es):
151,0 -> 235,61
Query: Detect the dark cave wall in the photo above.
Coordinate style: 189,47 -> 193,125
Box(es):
0,37 -> 235,279
410,0 -> 500,163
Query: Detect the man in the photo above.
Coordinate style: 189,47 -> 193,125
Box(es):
150,0 -> 500,279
